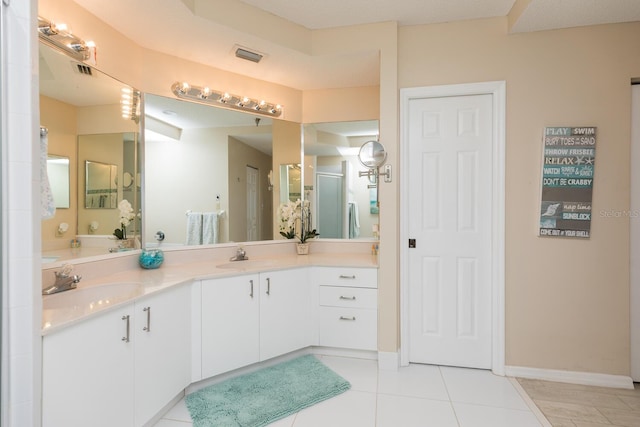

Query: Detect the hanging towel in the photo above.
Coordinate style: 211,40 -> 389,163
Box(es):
186,212 -> 203,245
202,212 -> 219,245
348,202 -> 360,239
40,127 -> 56,219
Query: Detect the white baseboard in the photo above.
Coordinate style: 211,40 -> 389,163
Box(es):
377,351 -> 399,371
505,365 -> 635,389
312,346 -> 378,360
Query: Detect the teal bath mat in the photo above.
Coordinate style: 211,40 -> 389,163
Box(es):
185,355 -> 351,427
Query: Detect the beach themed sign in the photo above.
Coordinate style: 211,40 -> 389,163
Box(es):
539,127 -> 596,238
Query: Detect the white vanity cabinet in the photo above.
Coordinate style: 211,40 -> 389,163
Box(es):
200,268 -> 311,377
201,274 -> 260,378
42,284 -> 191,427
134,284 -> 191,426
313,267 -> 378,351
42,304 -> 135,427
259,268 -> 312,360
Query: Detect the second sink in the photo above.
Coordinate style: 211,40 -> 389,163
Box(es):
216,259 -> 276,270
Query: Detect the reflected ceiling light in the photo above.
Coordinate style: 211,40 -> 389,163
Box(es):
171,82 -> 283,117
38,16 -> 95,62
199,87 -> 211,99
121,87 -> 141,123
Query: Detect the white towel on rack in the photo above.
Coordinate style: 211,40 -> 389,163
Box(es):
186,212 -> 203,245
202,212 -> 219,244
41,130 -> 56,219
348,202 -> 360,239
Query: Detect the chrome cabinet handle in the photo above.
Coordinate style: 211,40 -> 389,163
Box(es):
339,295 -> 356,300
121,315 -> 130,342
250,279 -> 254,298
339,275 -> 356,279
339,316 -> 356,321
266,277 -> 271,295
143,306 -> 151,332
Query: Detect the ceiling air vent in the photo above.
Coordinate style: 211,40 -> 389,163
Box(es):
235,46 -> 263,63
75,63 -> 93,76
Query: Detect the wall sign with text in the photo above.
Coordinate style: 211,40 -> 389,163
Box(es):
539,126 -> 596,238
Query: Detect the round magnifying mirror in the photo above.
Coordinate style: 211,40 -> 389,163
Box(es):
358,140 -> 387,168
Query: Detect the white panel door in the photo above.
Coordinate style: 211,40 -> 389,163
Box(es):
408,94 -> 493,369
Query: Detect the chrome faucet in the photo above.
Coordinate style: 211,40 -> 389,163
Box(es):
42,264 -> 82,295
229,246 -> 249,261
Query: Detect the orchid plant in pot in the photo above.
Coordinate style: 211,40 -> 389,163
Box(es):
278,199 -> 319,254
113,199 -> 136,248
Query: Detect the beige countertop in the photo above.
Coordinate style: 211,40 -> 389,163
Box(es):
42,251 -> 378,336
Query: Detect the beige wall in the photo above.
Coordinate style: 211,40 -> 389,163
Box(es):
40,96 -> 78,250
399,18 -> 640,375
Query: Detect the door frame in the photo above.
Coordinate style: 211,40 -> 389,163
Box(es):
631,84 -> 639,382
399,81 -> 506,375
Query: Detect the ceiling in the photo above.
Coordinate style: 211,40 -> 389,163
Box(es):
71,0 -> 640,91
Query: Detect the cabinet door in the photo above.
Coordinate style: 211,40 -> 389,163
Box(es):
42,304 -> 135,427
260,268 -> 310,360
201,274 -> 260,378
134,284 -> 191,427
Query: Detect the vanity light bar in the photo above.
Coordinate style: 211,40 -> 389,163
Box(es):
38,16 -> 95,62
171,82 -> 283,117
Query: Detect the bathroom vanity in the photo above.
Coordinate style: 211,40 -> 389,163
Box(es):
40,243 -> 378,427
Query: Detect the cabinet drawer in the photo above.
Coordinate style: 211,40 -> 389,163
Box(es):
312,267 -> 377,288
319,286 -> 377,309
318,307 -> 377,351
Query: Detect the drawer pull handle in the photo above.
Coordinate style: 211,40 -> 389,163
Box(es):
266,277 -> 271,295
339,275 -> 356,279
121,315 -> 130,342
339,296 -> 356,300
339,316 -> 356,321
250,279 -> 254,298
143,306 -> 151,332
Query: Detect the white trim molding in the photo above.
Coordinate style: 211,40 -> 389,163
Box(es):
505,365 -> 635,390
399,81 -> 506,376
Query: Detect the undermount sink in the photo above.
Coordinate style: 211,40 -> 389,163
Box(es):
43,282 -> 144,329
216,259 -> 276,270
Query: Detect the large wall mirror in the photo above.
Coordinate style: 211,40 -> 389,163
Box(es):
39,33 -> 375,261
303,121 -> 380,239
39,41 -> 141,262
144,94 -> 300,247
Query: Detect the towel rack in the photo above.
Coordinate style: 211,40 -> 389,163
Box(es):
186,209 -> 226,218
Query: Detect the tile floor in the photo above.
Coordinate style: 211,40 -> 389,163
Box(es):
517,378 -> 640,427
153,355 -> 546,427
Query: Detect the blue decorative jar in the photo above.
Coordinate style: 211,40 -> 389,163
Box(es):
139,248 -> 164,269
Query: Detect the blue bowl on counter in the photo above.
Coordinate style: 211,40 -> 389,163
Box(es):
139,249 -> 164,269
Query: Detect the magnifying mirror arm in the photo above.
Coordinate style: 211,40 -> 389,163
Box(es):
359,164 -> 391,183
